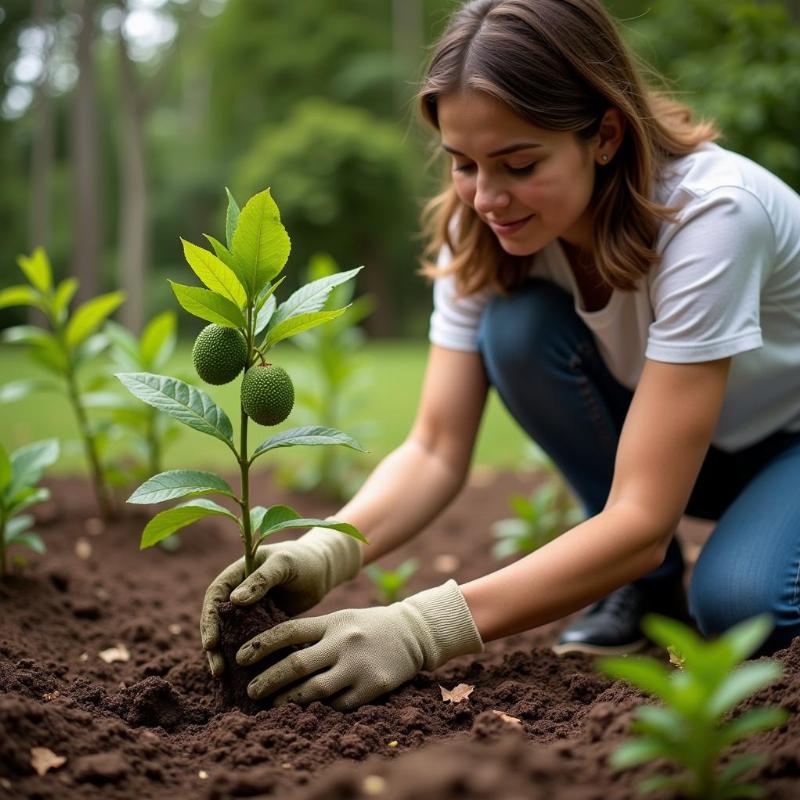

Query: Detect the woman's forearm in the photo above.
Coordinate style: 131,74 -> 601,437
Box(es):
333,438 -> 467,566
461,503 -> 670,642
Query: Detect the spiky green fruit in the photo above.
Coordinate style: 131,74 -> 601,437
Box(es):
241,364 -> 295,426
192,324 -> 248,385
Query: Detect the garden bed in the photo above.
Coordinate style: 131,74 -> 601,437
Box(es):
1,469 -> 798,800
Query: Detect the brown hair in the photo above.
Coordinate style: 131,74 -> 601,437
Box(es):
416,0 -> 721,298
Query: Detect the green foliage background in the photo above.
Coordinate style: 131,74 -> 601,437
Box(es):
1,0 -> 798,337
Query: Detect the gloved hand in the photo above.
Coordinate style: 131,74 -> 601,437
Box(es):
200,527 -> 363,676
235,579 -> 484,711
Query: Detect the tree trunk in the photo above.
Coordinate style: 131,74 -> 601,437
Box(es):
117,8 -> 147,334
360,244 -> 395,337
71,0 -> 101,302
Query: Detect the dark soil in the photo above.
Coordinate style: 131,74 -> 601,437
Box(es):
1,468 -> 798,800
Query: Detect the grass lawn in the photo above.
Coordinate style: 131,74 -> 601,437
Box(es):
0,338 -> 529,478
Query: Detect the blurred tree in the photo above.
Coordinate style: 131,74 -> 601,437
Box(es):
233,98 -> 422,336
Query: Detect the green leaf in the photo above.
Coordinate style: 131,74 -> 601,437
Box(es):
105,320 -> 140,370
225,187 -> 240,250
254,294 -> 277,337
65,291 -> 125,350
203,234 -> 251,297
609,737 -> 672,769
6,531 -> 45,555
707,662 -> 783,718
249,505 -> 268,534
231,188 -> 291,296
0,285 -> 42,310
269,267 -> 363,329
258,504 -> 303,533
263,308 -> 347,350
8,439 -> 59,497
718,707 -> 788,747
642,614 -> 705,666
5,514 -> 34,540
0,442 -> 11,494
251,426 -> 366,461
0,325 -> 54,347
17,248 -> 52,293
128,470 -> 236,504
597,656 -> 673,701
719,783 -> 767,799
169,281 -> 246,328
52,278 -> 78,322
140,498 -> 239,549
0,379 -> 60,404
719,753 -> 766,784
181,239 -> 247,308
720,614 -> 775,664
5,487 -> 50,516
139,311 -> 177,371
635,775 -> 687,795
257,517 -> 366,546
115,372 -> 234,448
631,705 -> 686,742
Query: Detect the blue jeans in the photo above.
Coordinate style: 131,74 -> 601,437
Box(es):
477,278 -> 800,655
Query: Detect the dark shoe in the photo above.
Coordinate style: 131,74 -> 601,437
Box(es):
552,578 -> 689,656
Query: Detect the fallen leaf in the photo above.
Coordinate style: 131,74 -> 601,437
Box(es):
79,652 -> 89,662
75,538 -> 92,560
41,691 -> 60,702
387,741 -> 398,748
168,623 -> 182,636
491,709 -> 522,726
98,644 -> 130,664
439,683 -> 475,703
30,747 -> 66,776
198,770 -> 209,780
363,775 -> 387,795
667,646 -> 685,670
281,762 -> 292,769
432,554 -> 460,573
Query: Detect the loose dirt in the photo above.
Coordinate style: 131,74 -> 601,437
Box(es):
1,470 -> 798,799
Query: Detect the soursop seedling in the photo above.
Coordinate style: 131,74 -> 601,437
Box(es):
241,364 -> 294,426
192,323 -> 248,385
117,187 -> 369,577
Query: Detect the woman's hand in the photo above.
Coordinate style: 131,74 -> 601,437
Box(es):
235,579 -> 484,711
200,528 -> 363,676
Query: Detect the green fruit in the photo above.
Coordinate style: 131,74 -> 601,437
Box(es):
192,324 -> 248,385
241,364 -> 294,426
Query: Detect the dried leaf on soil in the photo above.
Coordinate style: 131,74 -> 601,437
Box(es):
432,554 -> 460,573
491,710 -> 522,726
30,747 -> 66,776
168,623 -> 183,635
439,683 -> 475,703
198,770 -> 209,780
98,643 -> 130,663
75,538 -> 92,559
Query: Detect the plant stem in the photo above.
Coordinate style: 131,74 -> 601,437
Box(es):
65,364 -> 114,520
239,404 -> 254,577
147,407 -> 161,476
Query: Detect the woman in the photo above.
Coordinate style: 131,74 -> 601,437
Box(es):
200,0 -> 800,712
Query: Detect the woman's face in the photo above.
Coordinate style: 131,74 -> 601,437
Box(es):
437,90 -> 618,257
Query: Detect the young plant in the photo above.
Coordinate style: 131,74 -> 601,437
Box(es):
0,438 -> 59,576
276,252 -> 376,501
597,613 -> 789,799
365,558 -> 419,604
103,311 -> 181,479
0,249 -> 124,518
117,188 -> 367,575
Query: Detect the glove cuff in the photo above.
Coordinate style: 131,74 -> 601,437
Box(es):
403,579 -> 485,671
297,526 -> 364,590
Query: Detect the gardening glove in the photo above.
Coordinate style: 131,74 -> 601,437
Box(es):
200,526 -> 363,676
236,579 -> 485,711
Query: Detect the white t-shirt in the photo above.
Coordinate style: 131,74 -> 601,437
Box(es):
428,142 -> 800,452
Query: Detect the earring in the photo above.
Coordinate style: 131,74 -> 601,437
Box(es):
601,154 -> 609,163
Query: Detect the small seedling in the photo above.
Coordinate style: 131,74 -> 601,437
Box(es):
365,558 -> 419,604
276,252 -> 375,501
597,613 -> 788,799
0,249 -> 123,518
492,441 -> 583,560
104,311 -> 181,479
0,438 -> 59,576
117,188 -> 368,574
